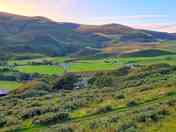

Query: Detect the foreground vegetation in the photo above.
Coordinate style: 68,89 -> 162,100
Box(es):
0,41 -> 176,131
0,63 -> 176,132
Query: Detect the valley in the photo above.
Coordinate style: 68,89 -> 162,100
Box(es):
0,11 -> 176,132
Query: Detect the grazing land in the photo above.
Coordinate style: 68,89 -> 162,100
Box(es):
12,55 -> 176,75
0,81 -> 23,90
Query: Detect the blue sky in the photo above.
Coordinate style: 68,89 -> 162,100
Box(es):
0,0 -> 176,32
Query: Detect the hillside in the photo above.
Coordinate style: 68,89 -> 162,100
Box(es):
0,12 -> 110,59
0,12 -> 176,59
78,24 -> 176,42
78,23 -> 134,35
1,64 -> 176,131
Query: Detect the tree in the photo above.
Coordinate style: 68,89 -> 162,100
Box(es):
53,73 -> 80,90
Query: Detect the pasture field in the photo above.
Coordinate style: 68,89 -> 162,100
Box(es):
9,41 -> 176,75
16,65 -> 65,75
9,56 -> 70,65
0,81 -> 23,90
14,55 -> 176,75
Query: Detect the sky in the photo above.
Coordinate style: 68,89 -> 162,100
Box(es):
0,0 -> 176,32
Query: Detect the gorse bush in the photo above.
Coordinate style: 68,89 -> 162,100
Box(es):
127,101 -> 138,107
53,73 -> 80,90
95,105 -> 113,114
33,112 -> 70,125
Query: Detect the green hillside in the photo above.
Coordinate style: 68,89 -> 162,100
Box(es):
0,64 -> 176,132
1,11 -> 176,132
0,12 -> 176,60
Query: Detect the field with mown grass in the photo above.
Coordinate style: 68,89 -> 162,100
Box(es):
16,65 -> 65,75
0,81 -> 23,91
9,56 -> 70,65
13,55 -> 176,75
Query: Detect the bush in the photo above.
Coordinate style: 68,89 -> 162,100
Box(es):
117,122 -> 137,132
33,112 -> 70,125
117,94 -> 125,99
57,127 -> 74,132
53,73 -> 80,90
95,105 -> 113,114
21,107 -> 45,119
127,101 -> 138,107
0,118 -> 6,127
88,73 -> 113,87
136,109 -> 169,123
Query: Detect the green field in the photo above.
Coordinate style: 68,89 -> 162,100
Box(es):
0,81 -> 23,90
14,55 -> 176,75
16,65 -> 65,75
9,57 -> 70,65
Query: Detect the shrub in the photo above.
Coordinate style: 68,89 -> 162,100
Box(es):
33,112 -> 70,125
116,94 -> 125,99
127,101 -> 138,107
53,73 -> 80,90
0,118 -> 6,127
95,105 -> 113,114
117,122 -> 137,132
57,127 -> 74,132
21,107 -> 45,119
88,73 -> 113,87
136,109 -> 169,123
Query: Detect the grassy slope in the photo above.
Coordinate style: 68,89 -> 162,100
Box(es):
1,64 -> 176,132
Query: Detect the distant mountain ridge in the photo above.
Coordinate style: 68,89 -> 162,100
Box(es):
78,23 -> 176,42
0,11 -> 175,59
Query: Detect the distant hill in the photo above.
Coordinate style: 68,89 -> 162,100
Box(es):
121,49 -> 175,57
0,11 -> 176,59
0,12 -> 110,58
78,24 -> 176,42
78,23 -> 134,35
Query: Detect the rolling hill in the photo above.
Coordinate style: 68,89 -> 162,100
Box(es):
0,11 -> 176,59
78,24 -> 176,42
0,12 -> 109,58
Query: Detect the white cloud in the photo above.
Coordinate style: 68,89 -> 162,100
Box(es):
132,24 -> 176,33
91,14 -> 168,21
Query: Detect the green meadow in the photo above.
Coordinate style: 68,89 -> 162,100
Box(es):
13,55 -> 176,75
9,57 -> 69,65
0,81 -> 23,91
16,65 -> 65,75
